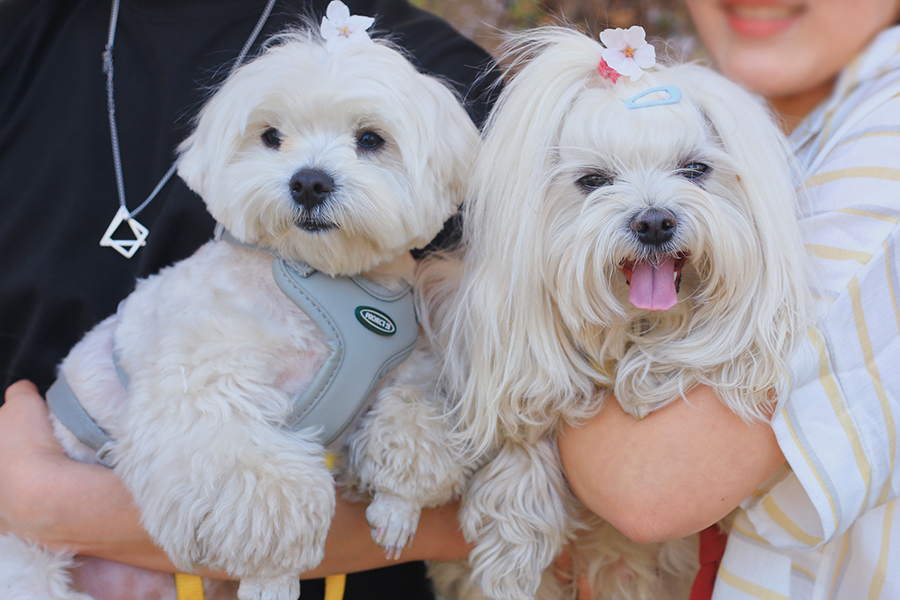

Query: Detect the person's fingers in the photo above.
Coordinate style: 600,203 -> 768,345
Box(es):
0,380 -> 70,538
1,380 -> 65,455
4,379 -> 42,406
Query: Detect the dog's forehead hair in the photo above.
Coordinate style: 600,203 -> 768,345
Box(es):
251,38 -> 434,111
235,43 -> 443,147
252,96 -> 394,137
557,87 -> 711,167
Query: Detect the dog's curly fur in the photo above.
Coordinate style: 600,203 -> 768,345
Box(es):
0,28 -> 478,600
420,27 -> 812,600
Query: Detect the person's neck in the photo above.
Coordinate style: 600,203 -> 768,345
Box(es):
768,78 -> 837,134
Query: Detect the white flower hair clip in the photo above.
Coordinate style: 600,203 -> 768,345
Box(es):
320,0 -> 375,53
597,26 -> 656,82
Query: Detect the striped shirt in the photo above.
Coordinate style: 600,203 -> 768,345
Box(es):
713,26 -> 900,600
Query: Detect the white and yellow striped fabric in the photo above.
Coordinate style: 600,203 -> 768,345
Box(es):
713,26 -> 900,600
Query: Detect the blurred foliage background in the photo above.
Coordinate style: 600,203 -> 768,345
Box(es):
411,0 -> 696,55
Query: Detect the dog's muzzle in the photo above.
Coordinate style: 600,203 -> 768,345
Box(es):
620,208 -> 684,310
290,168 -> 337,232
620,253 -> 687,312
629,207 -> 677,247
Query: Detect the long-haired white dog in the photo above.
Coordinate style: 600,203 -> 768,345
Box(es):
0,21 -> 478,600
421,26 -> 812,600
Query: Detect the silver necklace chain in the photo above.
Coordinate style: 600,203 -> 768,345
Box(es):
99,0 -> 278,258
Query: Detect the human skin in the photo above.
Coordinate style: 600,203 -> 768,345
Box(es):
558,0 -> 900,544
686,0 -> 900,131
0,380 -> 471,598
559,386 -> 784,544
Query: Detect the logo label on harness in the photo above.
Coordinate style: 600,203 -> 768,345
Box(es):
355,306 -> 396,336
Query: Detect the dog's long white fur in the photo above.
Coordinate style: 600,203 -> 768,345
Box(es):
0,29 -> 478,600
420,27 -> 812,600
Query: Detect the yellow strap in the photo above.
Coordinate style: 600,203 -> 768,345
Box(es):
174,573 -> 205,600
175,570 -> 345,600
322,452 -> 346,600
324,574 -> 347,600
324,451 -> 339,470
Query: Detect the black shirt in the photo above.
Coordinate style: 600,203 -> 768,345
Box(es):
0,0 -> 496,597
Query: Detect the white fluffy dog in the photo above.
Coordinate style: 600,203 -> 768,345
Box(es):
420,27 -> 812,600
0,25 -> 478,600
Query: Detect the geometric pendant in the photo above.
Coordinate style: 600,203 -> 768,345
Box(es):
99,205 -> 149,259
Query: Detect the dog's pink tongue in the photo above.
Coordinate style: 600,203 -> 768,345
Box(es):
628,257 -> 678,310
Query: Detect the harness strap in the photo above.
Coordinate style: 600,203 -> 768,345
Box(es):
217,225 -> 420,447
324,575 -> 347,600
272,258 -> 419,448
45,375 -> 116,467
689,525 -> 728,600
174,573 -> 205,600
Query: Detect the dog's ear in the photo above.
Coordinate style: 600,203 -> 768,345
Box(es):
445,30 -> 610,449
674,65 -> 813,418
402,71 -> 481,232
176,62 -> 263,200
422,77 -> 481,211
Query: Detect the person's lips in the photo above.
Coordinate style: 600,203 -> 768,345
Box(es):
722,1 -> 803,37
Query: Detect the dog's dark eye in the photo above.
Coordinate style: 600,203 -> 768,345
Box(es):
261,127 -> 282,150
679,162 -> 709,181
577,172 -> 613,191
356,130 -> 385,151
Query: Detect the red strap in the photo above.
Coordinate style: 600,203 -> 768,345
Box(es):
689,525 -> 728,600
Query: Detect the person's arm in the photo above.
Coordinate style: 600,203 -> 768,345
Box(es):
0,380 -> 471,578
557,384 -> 785,545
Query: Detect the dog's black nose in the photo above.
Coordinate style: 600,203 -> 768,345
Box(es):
289,169 -> 334,210
631,208 -> 677,246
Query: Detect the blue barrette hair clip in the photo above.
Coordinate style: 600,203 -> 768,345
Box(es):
624,85 -> 682,109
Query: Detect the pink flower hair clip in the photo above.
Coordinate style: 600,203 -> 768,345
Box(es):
597,26 -> 656,83
320,0 -> 375,53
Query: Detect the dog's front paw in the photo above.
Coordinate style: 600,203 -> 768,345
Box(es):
462,439 -> 571,600
366,492 -> 421,559
237,575 -> 300,600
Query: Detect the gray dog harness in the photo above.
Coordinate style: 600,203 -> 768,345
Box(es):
272,257 -> 419,443
46,234 -> 419,466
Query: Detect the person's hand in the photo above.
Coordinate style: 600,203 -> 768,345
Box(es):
0,382 -> 173,598
0,380 -> 72,545
0,380 -> 154,557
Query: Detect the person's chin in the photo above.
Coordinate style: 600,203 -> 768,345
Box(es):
714,49 -> 794,96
